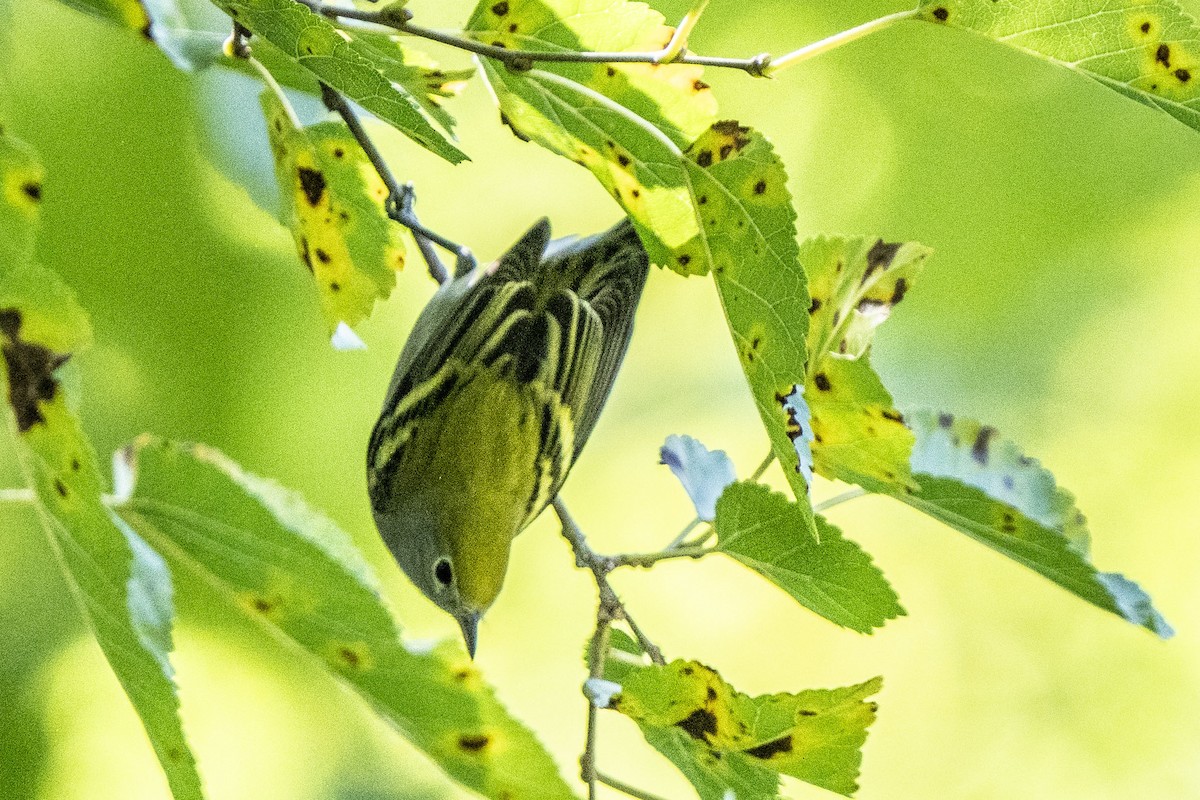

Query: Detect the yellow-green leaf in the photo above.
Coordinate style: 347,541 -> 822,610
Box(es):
917,0 -> 1200,132
0,128 -> 45,271
1,263 -> 201,798
262,90 -> 406,336
803,236 -> 931,493
602,656 -> 881,798
115,438 -> 578,800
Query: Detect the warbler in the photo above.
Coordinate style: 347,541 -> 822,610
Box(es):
367,217 -> 649,656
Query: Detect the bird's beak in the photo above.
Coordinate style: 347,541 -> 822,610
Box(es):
457,611 -> 482,659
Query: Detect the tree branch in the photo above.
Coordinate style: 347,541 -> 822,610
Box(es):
318,85 -> 474,283
291,0 -> 914,78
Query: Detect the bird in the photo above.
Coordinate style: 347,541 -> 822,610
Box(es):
367,217 -> 649,657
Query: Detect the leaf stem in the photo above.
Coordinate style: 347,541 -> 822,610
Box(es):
814,487 -> 868,513
598,772 -> 672,800
664,516 -> 701,549
762,8 -> 920,76
749,449 -> 776,482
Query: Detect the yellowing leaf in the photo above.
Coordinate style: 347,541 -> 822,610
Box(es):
2,258 -> 201,798
802,236 -> 931,493
466,0 -> 717,145
917,0 -> 1200,132
116,438 -> 578,800
262,90 -> 406,336
0,128 -> 45,270
604,656 -> 882,798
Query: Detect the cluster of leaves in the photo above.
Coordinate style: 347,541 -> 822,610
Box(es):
7,0 -> 1196,797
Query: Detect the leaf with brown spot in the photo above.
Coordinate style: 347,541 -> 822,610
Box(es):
263,90 -> 407,339
0,128 -> 44,269
114,438 -> 577,800
801,235 -> 930,494
916,0 -> 1200,134
1,261 -> 201,798
898,411 -> 1172,637
43,0 -> 212,70
602,655 -> 882,798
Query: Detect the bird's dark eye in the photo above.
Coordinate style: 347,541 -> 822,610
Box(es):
434,558 -> 453,586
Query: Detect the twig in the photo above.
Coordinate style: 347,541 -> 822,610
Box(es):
581,605 -> 613,800
609,545 -> 709,569
293,0 -> 773,76
291,0 -> 915,78
318,85 -> 474,284
225,24 -> 474,284
598,772 -> 672,800
553,498 -> 665,667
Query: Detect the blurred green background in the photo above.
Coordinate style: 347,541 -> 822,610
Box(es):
2,0 -> 1198,797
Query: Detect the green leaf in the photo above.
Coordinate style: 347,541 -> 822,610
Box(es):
213,0 -> 468,163
803,236 -> 932,493
0,128 -> 44,271
51,0 -> 216,70
261,90 -> 406,337
115,438 -> 577,800
916,0 -> 1200,133
1,270 -> 202,799
659,434 -> 735,522
600,656 -> 881,798
714,482 -> 903,633
351,33 -> 475,134
901,411 -> 1172,637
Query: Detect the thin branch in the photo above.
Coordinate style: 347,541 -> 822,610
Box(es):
553,498 -> 665,666
610,545 -> 710,569
292,0 -> 915,78
293,0 -> 774,75
581,608 -> 612,800
319,85 -> 474,283
598,772 -> 672,800
814,487 -> 868,513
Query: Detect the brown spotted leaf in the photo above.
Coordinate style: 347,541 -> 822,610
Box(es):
917,0 -> 1200,133
114,437 -> 577,800
466,0 -> 717,275
0,128 -> 45,270
899,411 -> 1172,637
468,16 -> 816,514
802,236 -> 931,494
600,656 -> 882,798
262,90 -> 406,339
2,267 -> 202,798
